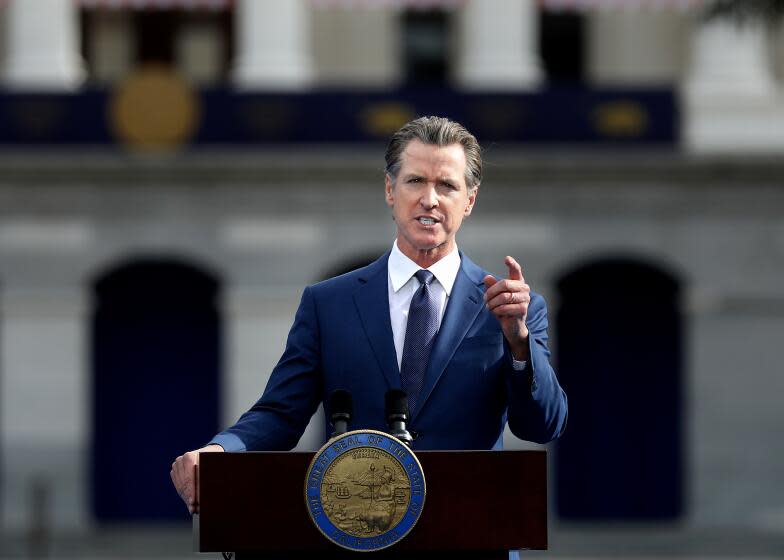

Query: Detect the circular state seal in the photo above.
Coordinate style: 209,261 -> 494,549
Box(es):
304,429 -> 426,552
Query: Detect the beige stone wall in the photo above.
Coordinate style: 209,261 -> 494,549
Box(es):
586,11 -> 691,86
311,7 -> 401,87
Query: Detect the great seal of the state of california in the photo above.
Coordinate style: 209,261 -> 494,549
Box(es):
304,429 -> 426,552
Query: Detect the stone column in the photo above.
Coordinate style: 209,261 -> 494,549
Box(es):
3,0 -> 84,90
684,18 -> 784,153
455,0 -> 542,91
232,0 -> 314,90
1,288 -> 89,531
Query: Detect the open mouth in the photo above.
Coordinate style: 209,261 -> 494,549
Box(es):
417,217 -> 438,226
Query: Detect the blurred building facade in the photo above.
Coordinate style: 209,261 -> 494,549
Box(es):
1,0 -> 784,149
0,0 -> 783,552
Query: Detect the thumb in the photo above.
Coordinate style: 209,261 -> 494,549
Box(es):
194,463 -> 199,507
505,256 -> 523,281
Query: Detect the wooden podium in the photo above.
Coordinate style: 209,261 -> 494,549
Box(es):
195,450 -> 547,559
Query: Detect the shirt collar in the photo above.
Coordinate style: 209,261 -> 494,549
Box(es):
388,240 -> 461,295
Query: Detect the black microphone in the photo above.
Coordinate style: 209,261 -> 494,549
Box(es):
385,389 -> 414,447
329,389 -> 353,438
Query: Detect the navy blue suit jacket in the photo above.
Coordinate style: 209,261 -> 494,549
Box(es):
210,251 -> 567,452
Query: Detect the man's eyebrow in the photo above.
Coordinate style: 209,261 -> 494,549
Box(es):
400,173 -> 460,185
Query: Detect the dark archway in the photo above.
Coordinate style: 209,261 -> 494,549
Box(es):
91,258 -> 221,522
555,256 -> 683,521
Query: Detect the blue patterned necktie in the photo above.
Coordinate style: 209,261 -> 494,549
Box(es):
400,269 -> 439,414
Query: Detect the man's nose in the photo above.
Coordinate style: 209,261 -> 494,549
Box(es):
420,185 -> 438,208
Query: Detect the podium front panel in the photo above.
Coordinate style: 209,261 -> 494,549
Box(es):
197,450 -> 547,553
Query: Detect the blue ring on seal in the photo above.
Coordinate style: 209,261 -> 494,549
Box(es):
304,429 -> 426,552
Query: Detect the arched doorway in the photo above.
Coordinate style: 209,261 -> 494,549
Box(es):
555,256 -> 683,520
91,258 -> 221,522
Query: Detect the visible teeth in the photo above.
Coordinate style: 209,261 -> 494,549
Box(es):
419,218 -> 435,225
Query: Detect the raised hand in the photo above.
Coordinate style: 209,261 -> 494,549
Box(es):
482,256 -> 531,360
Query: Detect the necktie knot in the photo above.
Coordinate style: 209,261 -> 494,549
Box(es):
415,269 -> 435,286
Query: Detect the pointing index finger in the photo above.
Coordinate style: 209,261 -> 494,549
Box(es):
505,256 -> 524,282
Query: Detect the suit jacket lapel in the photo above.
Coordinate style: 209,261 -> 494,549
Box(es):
412,252 -> 486,420
353,253 -> 401,390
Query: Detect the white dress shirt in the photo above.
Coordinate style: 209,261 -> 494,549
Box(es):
387,240 -> 461,370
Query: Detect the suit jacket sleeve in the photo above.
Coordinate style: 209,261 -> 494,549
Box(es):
504,292 -> 568,444
209,286 -> 323,451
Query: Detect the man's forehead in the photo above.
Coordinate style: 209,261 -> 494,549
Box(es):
399,140 -> 466,175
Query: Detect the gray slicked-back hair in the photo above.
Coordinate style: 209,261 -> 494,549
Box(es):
384,116 -> 482,191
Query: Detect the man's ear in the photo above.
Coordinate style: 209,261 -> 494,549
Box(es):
385,174 -> 395,207
464,186 -> 478,216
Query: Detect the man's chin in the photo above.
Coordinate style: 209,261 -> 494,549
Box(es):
397,230 -> 452,254
411,239 -> 442,252
413,240 -> 451,254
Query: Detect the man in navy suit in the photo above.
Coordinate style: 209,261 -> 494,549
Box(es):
171,116 -> 567,514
